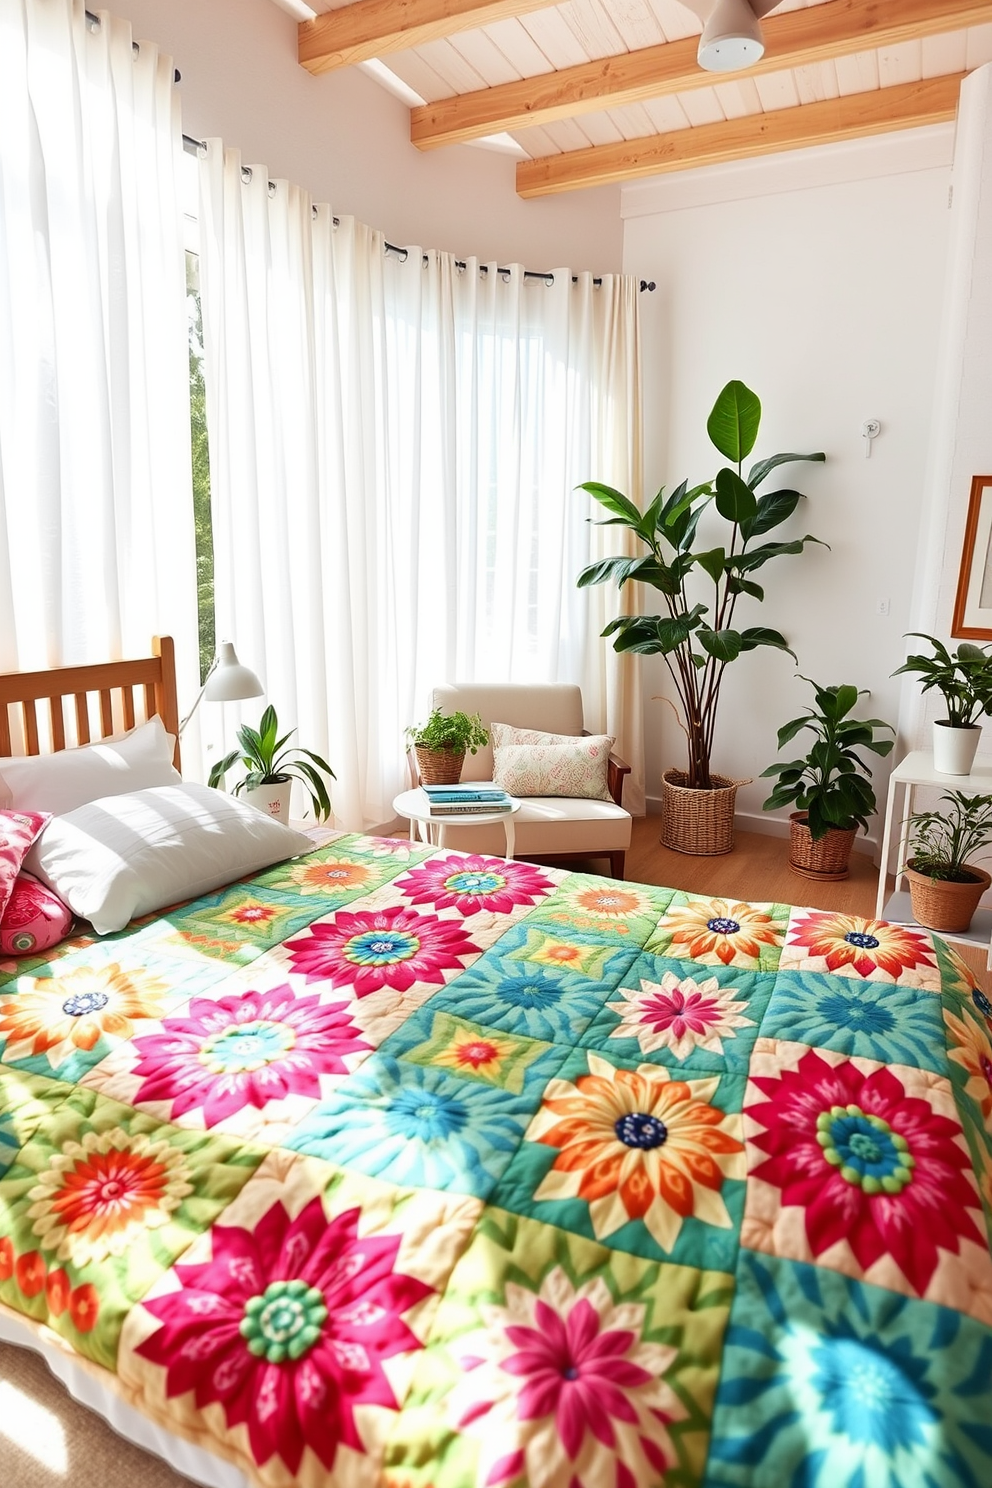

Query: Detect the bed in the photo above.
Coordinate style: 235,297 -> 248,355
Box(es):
0,644 -> 991,1488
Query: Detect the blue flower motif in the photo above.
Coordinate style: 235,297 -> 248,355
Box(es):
760,971 -> 947,1074
708,1251 -> 992,1487
427,949 -> 631,1043
285,1054 -> 532,1198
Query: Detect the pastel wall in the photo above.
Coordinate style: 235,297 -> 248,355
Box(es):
620,129 -> 955,841
110,0 -> 623,272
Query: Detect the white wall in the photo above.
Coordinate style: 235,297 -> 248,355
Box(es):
111,0 -> 622,272
621,131 -> 954,840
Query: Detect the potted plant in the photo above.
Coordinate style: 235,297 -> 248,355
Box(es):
892,634 -> 992,775
902,790 -> 992,932
208,705 -> 335,823
578,379 -> 825,854
760,678 -> 895,880
405,709 -> 489,786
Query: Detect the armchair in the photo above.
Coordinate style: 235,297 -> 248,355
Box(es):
418,683 -> 632,877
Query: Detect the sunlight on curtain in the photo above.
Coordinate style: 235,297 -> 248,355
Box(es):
0,0 -> 198,703
199,143 -> 642,828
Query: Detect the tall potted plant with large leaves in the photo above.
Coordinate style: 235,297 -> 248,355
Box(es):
578,380 -> 825,854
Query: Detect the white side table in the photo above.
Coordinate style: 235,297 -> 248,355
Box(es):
392,787 -> 520,860
875,749 -> 992,962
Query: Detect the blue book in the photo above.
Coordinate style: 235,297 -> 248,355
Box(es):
423,786 -> 509,802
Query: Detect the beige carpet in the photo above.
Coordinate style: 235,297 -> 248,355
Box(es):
0,1341 -> 194,1487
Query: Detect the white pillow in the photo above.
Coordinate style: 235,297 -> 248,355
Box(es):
0,716 -> 180,815
24,783 -> 312,935
490,722 -> 615,802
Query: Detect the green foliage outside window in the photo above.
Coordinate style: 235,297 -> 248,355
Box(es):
186,252 -> 215,684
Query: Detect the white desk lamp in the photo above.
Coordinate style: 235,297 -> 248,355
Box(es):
179,641 -> 264,736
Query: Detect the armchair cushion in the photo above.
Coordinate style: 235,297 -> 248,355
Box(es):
491,723 -> 614,801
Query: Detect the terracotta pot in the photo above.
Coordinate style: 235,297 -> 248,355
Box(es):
788,812 -> 858,881
660,769 -> 749,856
415,745 -> 465,786
932,720 -> 981,776
905,860 -> 991,933
243,779 -> 293,824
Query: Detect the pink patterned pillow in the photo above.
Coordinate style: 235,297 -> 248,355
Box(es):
0,808 -> 50,923
492,734 -> 615,801
0,871 -> 73,956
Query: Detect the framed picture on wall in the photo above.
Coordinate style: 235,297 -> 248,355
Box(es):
952,475 -> 992,638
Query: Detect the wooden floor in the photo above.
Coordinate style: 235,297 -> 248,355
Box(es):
608,816 -> 992,994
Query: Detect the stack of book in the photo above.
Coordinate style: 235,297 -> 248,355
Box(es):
422,783 -> 514,815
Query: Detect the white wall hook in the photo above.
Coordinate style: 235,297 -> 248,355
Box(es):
862,418 -> 881,457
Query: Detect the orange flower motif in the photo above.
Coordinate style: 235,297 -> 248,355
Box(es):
786,911 -> 937,981
0,1236 -> 13,1281
529,1053 -> 745,1250
0,964 -> 169,1067
27,1128 -> 192,1267
45,1267 -> 70,1316
654,898 -> 782,968
433,1027 -> 516,1077
288,858 -> 375,895
225,903 -> 277,926
945,1007 -> 992,1129
14,1249 -> 46,1297
68,1283 -> 99,1333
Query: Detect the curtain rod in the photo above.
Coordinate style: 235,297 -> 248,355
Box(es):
182,137 -> 656,292
85,9 -> 182,82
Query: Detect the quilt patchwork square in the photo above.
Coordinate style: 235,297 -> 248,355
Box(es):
644,895 -> 790,972
779,908 -> 942,990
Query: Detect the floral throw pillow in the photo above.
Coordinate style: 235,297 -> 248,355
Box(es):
0,871 -> 73,956
491,726 -> 614,801
0,808 -> 50,923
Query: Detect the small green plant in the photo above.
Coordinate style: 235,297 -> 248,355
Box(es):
761,677 -> 894,840
405,709 -> 489,754
905,790 -> 992,882
208,704 -> 335,820
892,634 -> 992,726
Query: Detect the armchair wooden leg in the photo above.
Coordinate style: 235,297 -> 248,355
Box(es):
609,851 -> 625,879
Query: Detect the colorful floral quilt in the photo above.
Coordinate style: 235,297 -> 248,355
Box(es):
1,833 -> 991,1488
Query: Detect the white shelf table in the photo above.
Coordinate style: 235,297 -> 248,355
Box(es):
875,749 -> 992,963
392,786 -> 521,860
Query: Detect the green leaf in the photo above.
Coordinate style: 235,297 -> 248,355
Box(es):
707,381 -> 762,463
727,576 -> 765,602
577,481 -> 643,527
577,556 -> 641,589
746,451 -> 825,490
698,627 -> 743,662
776,715 -> 813,747
738,627 -> 796,659
695,547 -> 727,585
739,489 -> 802,542
715,467 -> 757,526
207,751 -> 240,788
729,536 -> 826,573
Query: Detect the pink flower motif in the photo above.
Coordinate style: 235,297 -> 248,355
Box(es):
136,1197 -> 432,1475
285,905 -> 480,997
502,1296 -> 651,1457
746,1048 -> 985,1296
394,854 -> 554,916
607,971 -> 752,1060
130,985 -> 370,1126
448,1268 -> 684,1488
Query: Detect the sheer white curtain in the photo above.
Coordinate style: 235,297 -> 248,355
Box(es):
199,143 -> 643,827
0,0 -> 198,700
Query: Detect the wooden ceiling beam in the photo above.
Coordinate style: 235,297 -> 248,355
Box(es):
515,73 -> 964,196
412,0 -> 990,150
299,0 -> 556,73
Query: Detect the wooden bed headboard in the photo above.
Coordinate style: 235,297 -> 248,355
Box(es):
0,635 -> 181,770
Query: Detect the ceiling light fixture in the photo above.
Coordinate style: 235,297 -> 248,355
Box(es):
678,0 -> 781,74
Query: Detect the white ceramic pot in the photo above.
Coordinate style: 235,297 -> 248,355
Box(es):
243,779 -> 293,824
932,720 -> 981,776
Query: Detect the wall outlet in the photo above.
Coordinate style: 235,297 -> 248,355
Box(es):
875,597 -> 890,616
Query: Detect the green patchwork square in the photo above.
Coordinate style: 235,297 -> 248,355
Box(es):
0,1087 -> 265,1368
157,882 -> 338,965
579,953 -> 774,1074
384,1206 -> 733,1488
645,895 -> 791,973
490,1046 -> 747,1273
254,833 -> 433,899
386,1007 -> 562,1094
0,1068 -> 69,1178
530,873 -> 677,947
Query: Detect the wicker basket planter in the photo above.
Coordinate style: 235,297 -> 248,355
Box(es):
905,861 -> 991,933
788,812 -> 858,881
415,745 -> 465,786
660,770 -> 748,855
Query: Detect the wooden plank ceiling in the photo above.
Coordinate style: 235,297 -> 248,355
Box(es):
296,0 -> 992,195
